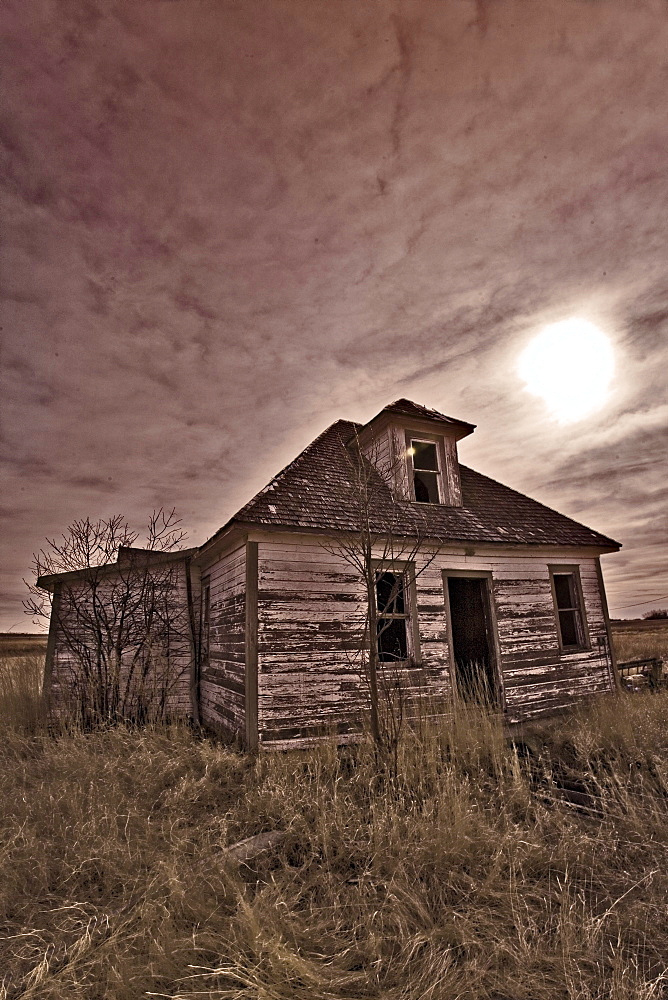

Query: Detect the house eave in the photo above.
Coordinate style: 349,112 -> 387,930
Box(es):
192,520 -> 248,568
221,518 -> 621,556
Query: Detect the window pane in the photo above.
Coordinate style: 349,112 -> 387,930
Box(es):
412,441 -> 438,471
554,573 -> 576,609
559,609 -> 580,647
377,616 -> 408,661
376,572 -> 405,614
414,470 -> 440,503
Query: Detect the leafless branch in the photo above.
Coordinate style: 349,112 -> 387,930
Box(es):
23,511 -> 191,726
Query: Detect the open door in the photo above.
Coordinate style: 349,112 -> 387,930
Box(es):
444,573 -> 501,706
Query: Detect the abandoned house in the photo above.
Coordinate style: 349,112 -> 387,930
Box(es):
38,398 -> 622,746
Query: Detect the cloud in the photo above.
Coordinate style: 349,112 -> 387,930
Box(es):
1,0 -> 667,626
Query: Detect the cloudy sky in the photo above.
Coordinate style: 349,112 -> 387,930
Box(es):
2,0 -> 667,631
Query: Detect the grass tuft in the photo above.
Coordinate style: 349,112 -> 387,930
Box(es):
0,652 -> 46,734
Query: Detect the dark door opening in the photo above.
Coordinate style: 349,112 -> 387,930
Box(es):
446,576 -> 498,705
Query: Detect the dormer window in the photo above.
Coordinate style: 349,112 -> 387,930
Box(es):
409,439 -> 442,504
353,401 -> 472,508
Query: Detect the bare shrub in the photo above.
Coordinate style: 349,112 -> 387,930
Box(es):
24,510 -> 193,728
323,429 -> 440,765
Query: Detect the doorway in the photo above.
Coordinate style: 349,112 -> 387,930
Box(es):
444,574 -> 500,706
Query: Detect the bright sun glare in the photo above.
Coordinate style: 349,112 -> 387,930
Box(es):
517,318 -> 615,424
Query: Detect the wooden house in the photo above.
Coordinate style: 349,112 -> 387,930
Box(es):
39,399 -> 621,746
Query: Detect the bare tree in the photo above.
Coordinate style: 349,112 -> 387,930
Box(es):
24,509 -> 193,727
325,432 -> 439,759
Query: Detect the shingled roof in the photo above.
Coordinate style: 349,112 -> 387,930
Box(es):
358,398 -> 476,437
225,419 -> 621,551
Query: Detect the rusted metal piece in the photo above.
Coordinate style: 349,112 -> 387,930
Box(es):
617,658 -> 664,691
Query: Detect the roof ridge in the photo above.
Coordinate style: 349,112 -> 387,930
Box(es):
383,398 -> 476,430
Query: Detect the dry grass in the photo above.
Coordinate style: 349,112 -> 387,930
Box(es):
1,684 -> 668,999
0,652 -> 46,734
611,622 -> 668,665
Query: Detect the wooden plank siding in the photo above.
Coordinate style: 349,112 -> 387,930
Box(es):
199,542 -> 247,739
40,532 -> 616,742
441,436 -> 463,507
426,551 -> 613,723
363,425 -> 394,481
257,540 -> 368,743
254,537 -> 616,745
47,560 -> 194,720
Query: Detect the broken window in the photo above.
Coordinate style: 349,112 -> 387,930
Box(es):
550,568 -> 588,650
375,570 -> 410,662
410,439 -> 441,504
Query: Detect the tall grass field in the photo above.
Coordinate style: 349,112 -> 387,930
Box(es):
1,625 -> 667,999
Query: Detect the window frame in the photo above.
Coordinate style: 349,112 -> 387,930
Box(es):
548,564 -> 590,652
404,430 -> 446,505
371,559 -> 421,667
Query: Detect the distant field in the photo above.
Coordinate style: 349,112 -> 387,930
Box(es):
0,632 -> 47,656
610,619 -> 668,663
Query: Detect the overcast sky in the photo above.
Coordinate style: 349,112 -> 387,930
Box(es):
2,0 -> 667,631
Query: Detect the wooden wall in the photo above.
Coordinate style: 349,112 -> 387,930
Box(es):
255,536 -> 615,745
418,551 -> 614,723
42,535 -> 615,742
47,559 -> 193,720
200,542 -> 247,739
359,424 -> 402,492
257,539 -> 367,743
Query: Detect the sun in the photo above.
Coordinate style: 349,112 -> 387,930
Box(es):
517,318 -> 615,424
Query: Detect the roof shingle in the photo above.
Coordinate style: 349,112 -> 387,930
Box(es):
230,419 -> 621,550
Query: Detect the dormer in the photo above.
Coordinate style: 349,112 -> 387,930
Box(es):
353,399 -> 475,507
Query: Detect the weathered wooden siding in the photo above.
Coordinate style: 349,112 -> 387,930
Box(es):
428,552 -> 614,722
255,542 -> 449,745
441,437 -> 462,507
257,539 -> 366,743
360,425 -> 398,489
255,537 -> 615,745
200,542 -> 247,738
48,560 -> 193,720
388,424 -> 412,499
